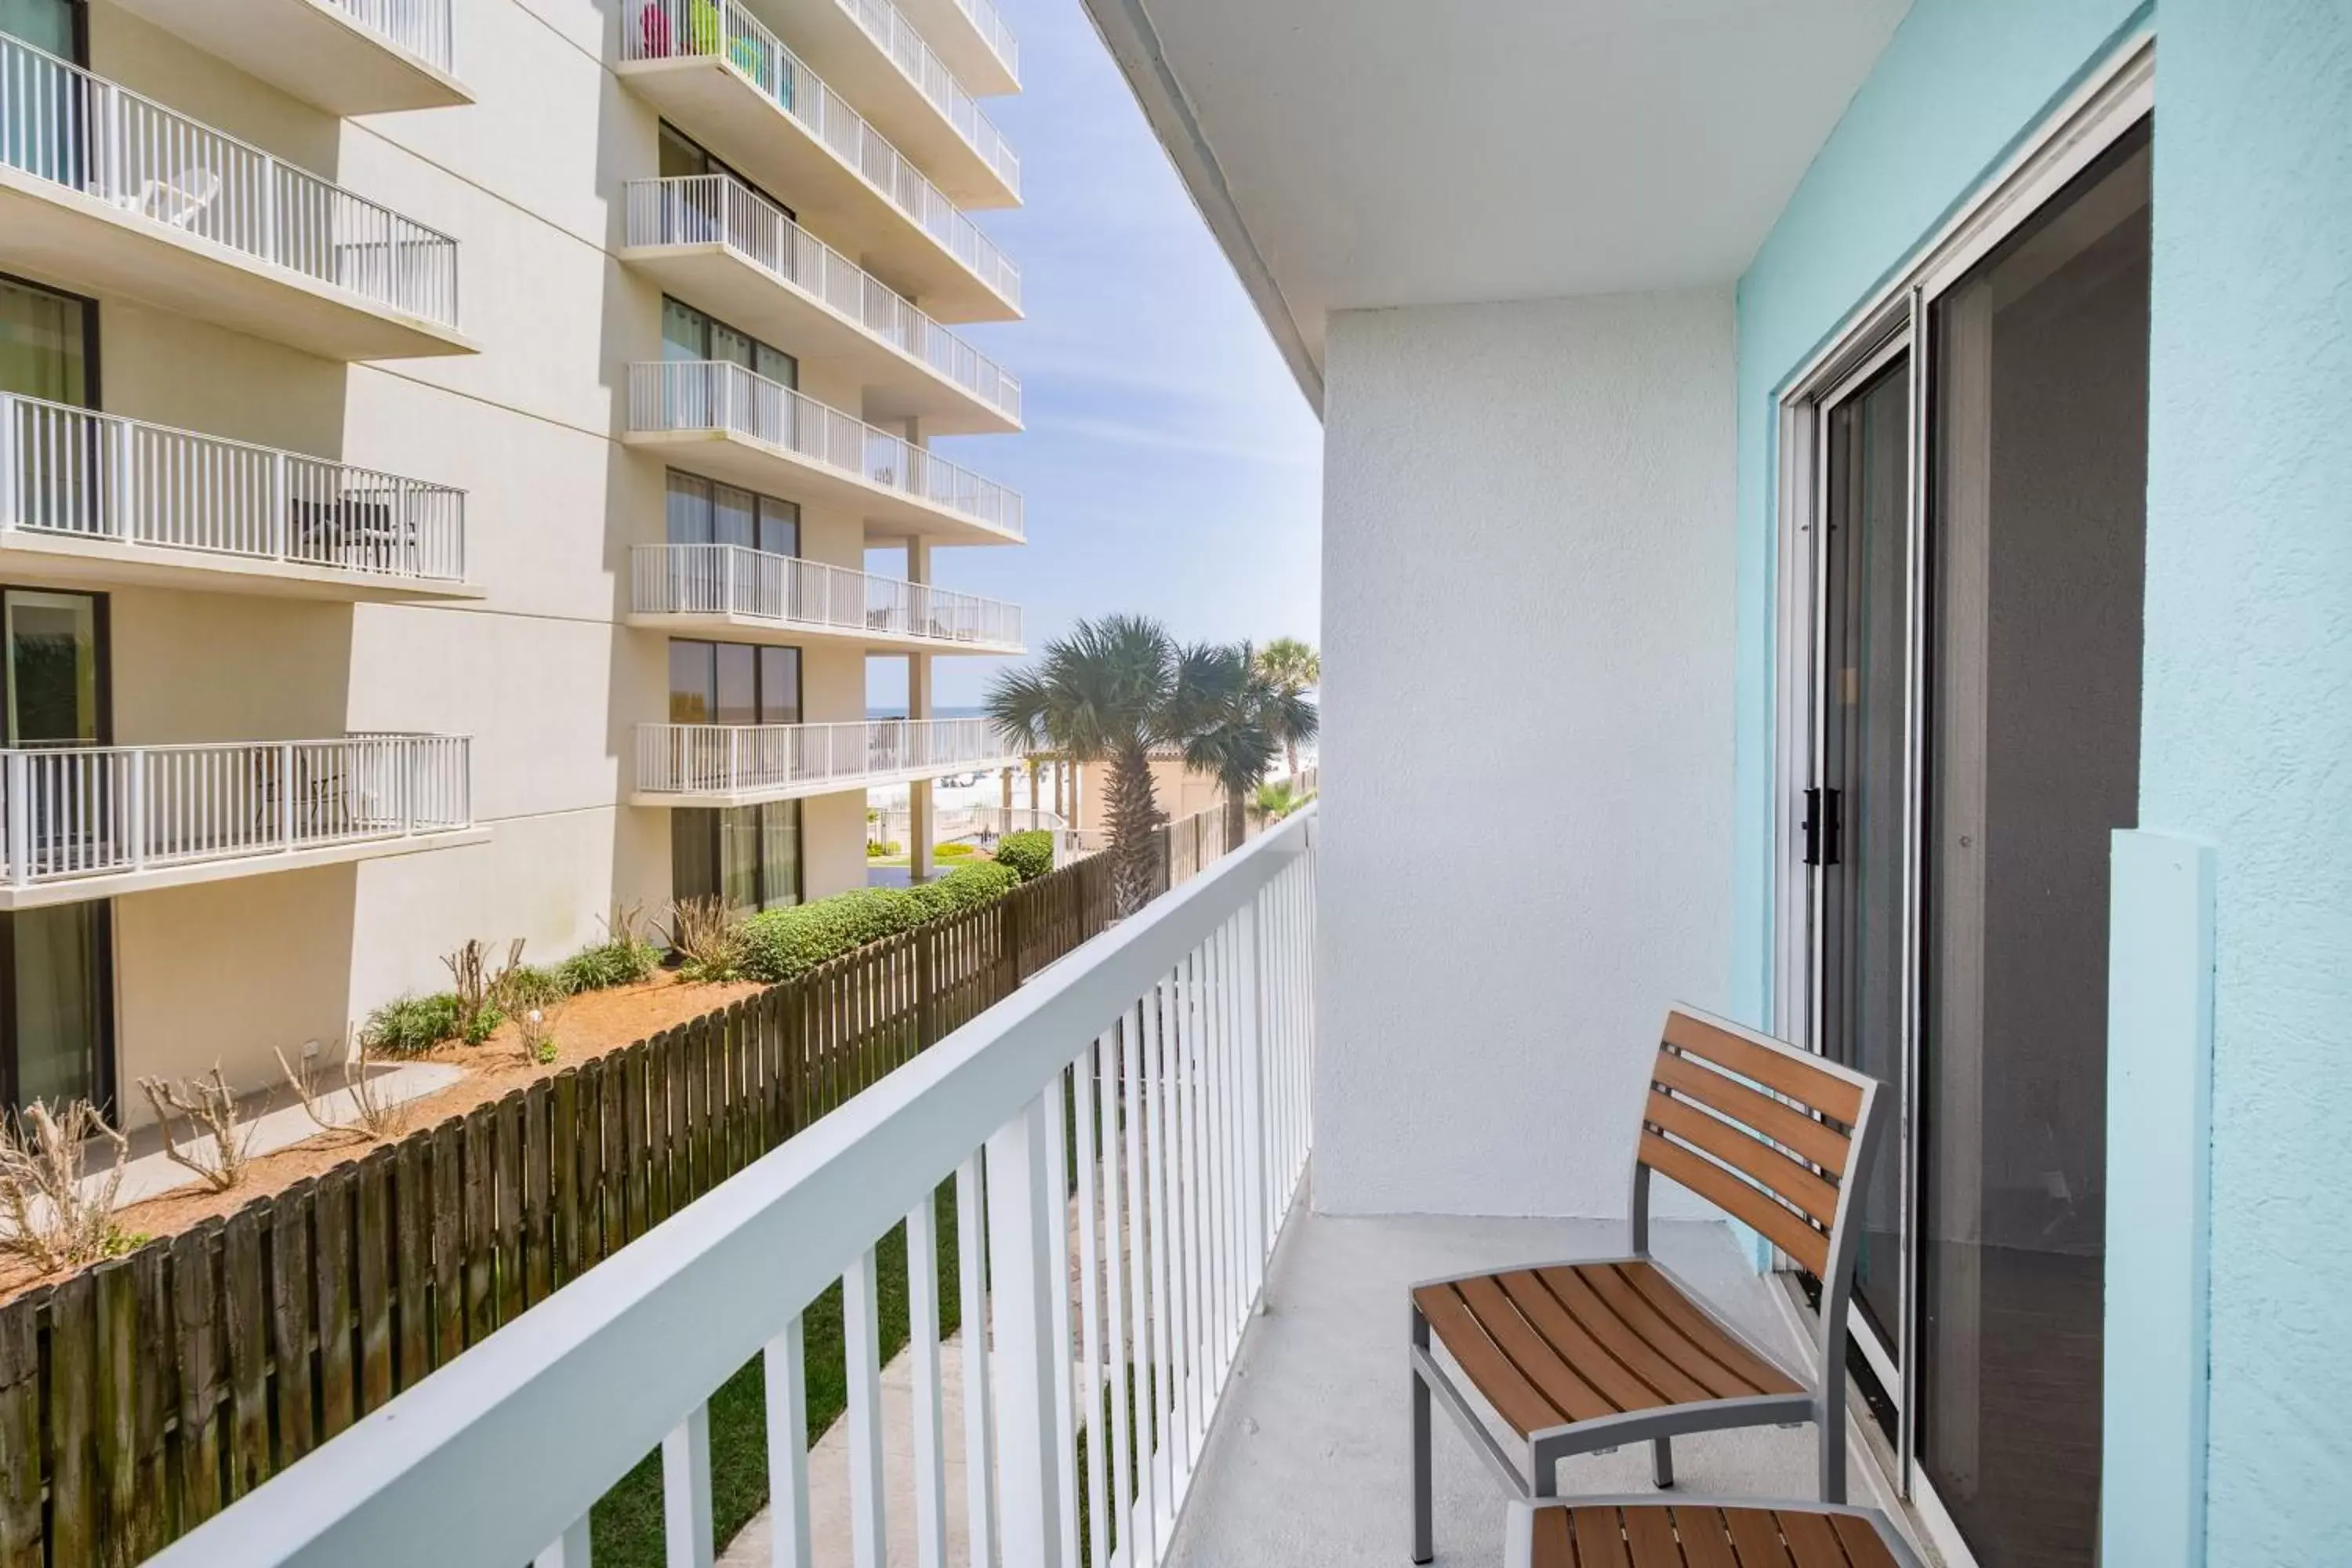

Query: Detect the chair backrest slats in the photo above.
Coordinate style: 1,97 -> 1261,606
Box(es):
1635,1006 -> 1876,1284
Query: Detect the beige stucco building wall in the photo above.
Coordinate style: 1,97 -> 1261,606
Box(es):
5,0 -> 1020,1118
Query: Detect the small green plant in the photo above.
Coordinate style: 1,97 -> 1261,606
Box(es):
866,840 -> 902,858
933,841 -> 976,860
994,829 -> 1054,880
362,992 -> 463,1054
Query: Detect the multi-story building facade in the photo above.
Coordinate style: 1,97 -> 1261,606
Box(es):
0,0 -> 1025,1123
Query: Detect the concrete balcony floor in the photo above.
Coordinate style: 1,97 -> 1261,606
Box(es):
1167,1203 -> 1900,1566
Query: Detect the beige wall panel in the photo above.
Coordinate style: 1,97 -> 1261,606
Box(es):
109,588 -> 355,742
800,789 -> 868,901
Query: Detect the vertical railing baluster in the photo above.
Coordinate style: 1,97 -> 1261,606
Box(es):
844,1246 -> 887,1568
762,1316 -> 815,1568
984,1092 -> 1068,1568
661,1405 -> 714,1568
955,1156 -> 996,1568
906,1195 -> 949,1568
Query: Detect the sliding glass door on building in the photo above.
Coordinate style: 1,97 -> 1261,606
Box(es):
1796,118 -> 2150,1568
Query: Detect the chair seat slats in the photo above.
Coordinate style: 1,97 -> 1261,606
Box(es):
1526,1505 -> 1908,1568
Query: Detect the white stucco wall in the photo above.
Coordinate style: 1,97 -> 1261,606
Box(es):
1315,290 -> 1736,1218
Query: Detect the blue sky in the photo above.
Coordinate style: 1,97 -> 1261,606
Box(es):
866,0 -> 1323,711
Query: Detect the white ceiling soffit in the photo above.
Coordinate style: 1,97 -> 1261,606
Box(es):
1084,0 -> 1911,414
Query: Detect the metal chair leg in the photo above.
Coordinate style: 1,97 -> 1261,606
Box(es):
1411,1310 -> 1434,1563
1652,1436 -> 1674,1490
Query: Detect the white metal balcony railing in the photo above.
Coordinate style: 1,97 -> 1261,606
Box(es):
328,0 -> 456,73
0,392 -> 466,583
0,35 -> 460,326
619,0 -> 1020,310
950,0 -> 1018,83
624,176 -> 1020,420
144,808 -> 1316,1568
0,734 -> 471,889
835,0 -> 1018,194
629,361 -> 1024,537
636,715 -> 1014,797
633,543 -> 1022,647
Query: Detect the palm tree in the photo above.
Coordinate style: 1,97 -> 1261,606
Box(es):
1178,641 -> 1319,848
985,615 -> 1217,916
1251,637 -> 1321,777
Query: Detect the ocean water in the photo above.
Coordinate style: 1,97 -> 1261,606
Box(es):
866,705 -> 986,720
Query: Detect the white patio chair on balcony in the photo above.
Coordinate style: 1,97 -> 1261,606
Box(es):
112,168 -> 221,230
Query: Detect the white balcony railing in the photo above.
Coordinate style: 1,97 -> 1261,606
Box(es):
636,716 -> 1017,797
328,0 -> 456,72
0,392 -> 466,583
0,734 -> 471,889
951,0 -> 1018,83
633,543 -> 1022,648
628,361 -> 1024,539
143,808 -> 1316,1568
0,35 -> 460,326
835,0 -> 1019,194
619,0 -> 1019,311
623,176 -> 1021,421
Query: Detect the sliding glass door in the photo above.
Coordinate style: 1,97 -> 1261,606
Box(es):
1799,117 -> 2151,1568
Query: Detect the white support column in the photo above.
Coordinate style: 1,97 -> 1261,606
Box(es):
662,1404 -> 714,1568
906,533 -> 936,884
985,1092 -> 1069,1568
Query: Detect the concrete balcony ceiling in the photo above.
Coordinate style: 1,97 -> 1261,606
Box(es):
107,0 -> 470,115
1081,0 -> 1911,407
626,544 -> 1023,655
617,3 -> 1020,323
756,0 -> 1020,209
620,177 -> 1021,434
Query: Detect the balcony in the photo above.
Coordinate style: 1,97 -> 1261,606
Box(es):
753,0 -> 1018,207
143,809 -> 1315,1568
0,733 -> 480,908
0,392 -> 473,600
621,176 -> 1019,434
615,0 -> 1018,323
631,717 -> 1025,804
625,361 -> 1023,544
629,544 -> 1022,652
0,38 -> 470,361
105,0 -> 469,115
902,0 -> 1019,97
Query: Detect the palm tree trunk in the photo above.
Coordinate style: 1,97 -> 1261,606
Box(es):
1225,786 -> 1247,850
1104,744 -> 1163,916
1285,739 -> 1298,779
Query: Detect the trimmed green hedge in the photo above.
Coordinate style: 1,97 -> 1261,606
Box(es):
994,829 -> 1054,881
740,862 -> 1021,983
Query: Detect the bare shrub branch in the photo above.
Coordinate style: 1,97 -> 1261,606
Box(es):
276,1031 -> 416,1145
138,1067 -> 258,1192
661,896 -> 746,982
0,1101 -> 132,1272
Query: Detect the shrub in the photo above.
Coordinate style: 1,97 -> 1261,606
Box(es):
995,830 -> 1054,881
363,992 -> 462,1054
494,962 -> 569,1011
866,840 -> 902,858
933,841 -> 976,860
662,896 -> 748,982
555,937 -> 659,993
740,862 -> 1022,983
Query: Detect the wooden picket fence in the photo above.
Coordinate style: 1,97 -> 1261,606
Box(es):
0,854 -> 1114,1568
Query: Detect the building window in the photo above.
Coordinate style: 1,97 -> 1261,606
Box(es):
0,272 -> 96,406
657,122 -> 792,220
672,802 -> 801,915
666,470 -> 799,556
0,0 -> 82,62
668,638 -> 800,728
661,296 -> 796,390
0,583 -> 111,1116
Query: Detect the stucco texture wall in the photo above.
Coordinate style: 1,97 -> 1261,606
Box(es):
2140,4 -> 2352,1559
1316,291 -> 1734,1219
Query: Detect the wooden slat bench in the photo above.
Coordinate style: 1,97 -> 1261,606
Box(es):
1502,1495 -> 1924,1568
1409,1006 -> 1888,1563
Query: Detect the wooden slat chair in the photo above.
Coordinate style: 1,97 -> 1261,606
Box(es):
1408,1006 -> 1886,1563
1501,1495 -> 1924,1568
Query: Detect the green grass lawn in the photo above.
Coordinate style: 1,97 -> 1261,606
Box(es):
589,1183 -> 962,1565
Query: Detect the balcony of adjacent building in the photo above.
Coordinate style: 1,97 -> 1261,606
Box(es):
615,0 -> 1019,323
752,0 -> 1019,209
901,0 -> 1018,98
630,715 -> 1022,805
622,176 -> 1020,435
0,35 -> 472,361
624,361 -> 1022,544
628,543 -> 1021,653
0,732 -> 481,908
0,392 -> 474,600
105,0 -> 470,115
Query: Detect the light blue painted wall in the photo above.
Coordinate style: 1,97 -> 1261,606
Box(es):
2140,4 -> 2352,1561
1731,0 -> 2352,1561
